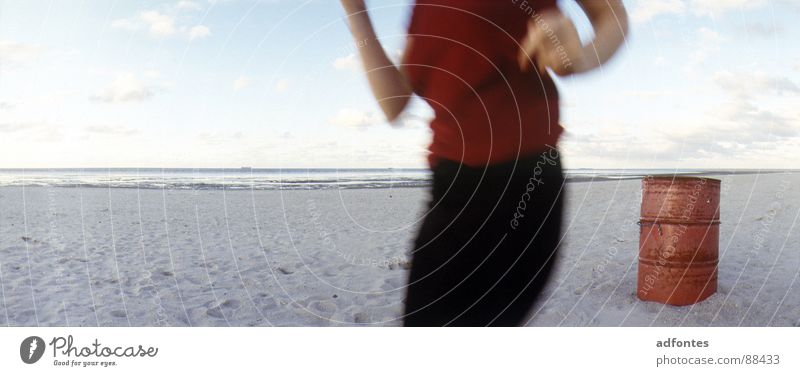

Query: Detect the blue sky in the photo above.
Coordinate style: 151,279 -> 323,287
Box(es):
1,0 -> 798,169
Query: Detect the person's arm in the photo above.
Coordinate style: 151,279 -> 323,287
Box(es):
340,0 -> 412,122
575,0 -> 629,72
518,0 -> 629,76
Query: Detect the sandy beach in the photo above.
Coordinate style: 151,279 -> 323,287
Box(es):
0,172 -> 797,326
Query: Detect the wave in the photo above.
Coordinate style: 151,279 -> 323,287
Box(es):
0,168 -> 790,190
0,169 -> 433,190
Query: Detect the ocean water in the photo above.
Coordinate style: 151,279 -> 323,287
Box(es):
0,168 -> 431,190
0,168 -> 772,190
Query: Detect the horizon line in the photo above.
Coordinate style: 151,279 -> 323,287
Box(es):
0,167 -> 799,171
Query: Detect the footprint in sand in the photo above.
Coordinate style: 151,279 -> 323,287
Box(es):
206,306 -> 224,319
573,282 -> 592,295
21,236 -> 46,245
221,299 -> 241,309
308,300 -> 337,314
321,268 -> 338,277
246,318 -> 265,327
206,299 -> 241,319
381,277 -> 405,290
136,285 -> 157,296
15,309 -> 36,324
354,312 -> 371,324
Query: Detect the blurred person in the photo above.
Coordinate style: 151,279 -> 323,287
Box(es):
340,0 -> 628,326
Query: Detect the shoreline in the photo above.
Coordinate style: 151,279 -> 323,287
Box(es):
0,169 -> 795,190
567,169 -> 798,183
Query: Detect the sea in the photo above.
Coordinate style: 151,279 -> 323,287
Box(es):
0,168 -> 786,190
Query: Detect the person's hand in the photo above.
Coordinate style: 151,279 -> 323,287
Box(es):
517,9 -> 586,76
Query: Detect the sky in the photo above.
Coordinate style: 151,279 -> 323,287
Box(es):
0,0 -> 798,169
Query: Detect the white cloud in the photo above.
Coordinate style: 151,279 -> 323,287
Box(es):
333,53 -> 360,72
110,18 -> 138,31
176,1 -> 202,11
697,27 -> 720,43
0,39 -> 44,64
689,27 -> 722,64
0,121 -> 41,133
630,0 -> 767,23
395,112 -> 431,128
233,76 -> 250,90
144,69 -> 160,78
112,10 -> 210,40
690,0 -> 767,17
560,106 -> 798,168
84,125 -> 141,137
186,25 -> 211,40
274,78 -> 289,93
195,130 -> 245,145
141,11 -> 176,37
328,108 -> 382,128
90,73 -> 157,103
0,120 -> 62,143
631,0 -> 685,23
619,89 -> 677,99
714,71 -> 800,97
716,99 -> 798,139
743,21 -> 783,37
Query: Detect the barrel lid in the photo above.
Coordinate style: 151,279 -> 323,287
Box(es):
644,175 -> 721,183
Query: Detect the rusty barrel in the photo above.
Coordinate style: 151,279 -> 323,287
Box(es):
637,176 -> 720,306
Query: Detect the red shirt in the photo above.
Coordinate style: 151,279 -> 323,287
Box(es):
404,0 -> 563,167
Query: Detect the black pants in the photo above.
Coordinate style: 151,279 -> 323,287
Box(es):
404,147 -> 565,326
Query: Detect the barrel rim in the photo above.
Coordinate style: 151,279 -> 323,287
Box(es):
639,218 -> 720,225
644,175 -> 721,183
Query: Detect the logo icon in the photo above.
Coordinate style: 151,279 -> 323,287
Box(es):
20,336 -> 45,364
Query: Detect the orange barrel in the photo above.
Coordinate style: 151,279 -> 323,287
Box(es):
637,176 -> 720,306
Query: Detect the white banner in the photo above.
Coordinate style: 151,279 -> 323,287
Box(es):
0,327 -> 797,375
